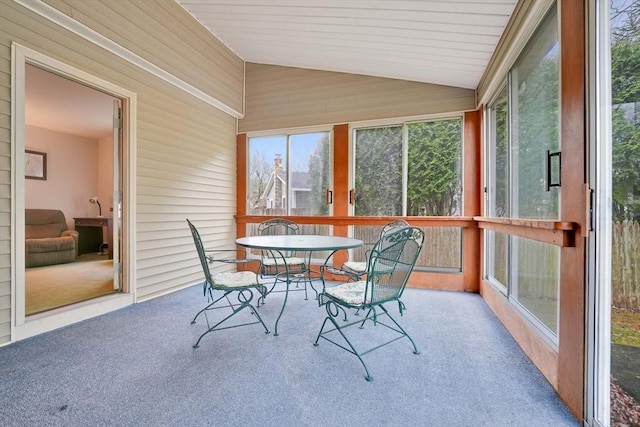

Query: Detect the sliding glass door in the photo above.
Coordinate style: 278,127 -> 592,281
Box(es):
588,0 -> 640,425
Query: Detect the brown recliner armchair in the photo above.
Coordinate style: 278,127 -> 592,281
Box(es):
25,209 -> 78,268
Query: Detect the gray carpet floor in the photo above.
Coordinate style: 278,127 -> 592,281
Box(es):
0,284 -> 581,426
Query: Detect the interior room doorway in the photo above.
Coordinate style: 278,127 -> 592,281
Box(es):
11,44 -> 135,341
23,64 -> 122,315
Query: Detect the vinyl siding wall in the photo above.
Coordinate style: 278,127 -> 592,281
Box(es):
43,0 -> 244,114
0,0 -> 243,344
239,63 -> 476,133
0,29 -> 9,343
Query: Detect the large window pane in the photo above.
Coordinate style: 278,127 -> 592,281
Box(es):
511,237 -> 559,336
483,4 -> 560,342
609,0 -> 640,423
289,133 -> 331,215
407,119 -> 462,216
511,7 -> 560,219
248,132 -> 330,216
486,230 -> 508,291
485,87 -> 509,291
248,135 -> 287,215
353,118 -> 463,217
489,86 -> 509,217
354,126 -> 403,216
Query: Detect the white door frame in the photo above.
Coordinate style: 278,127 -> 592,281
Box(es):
10,43 -> 137,341
585,0 -> 612,425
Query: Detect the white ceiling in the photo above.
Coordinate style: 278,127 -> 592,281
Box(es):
177,0 -> 518,89
25,64 -> 115,140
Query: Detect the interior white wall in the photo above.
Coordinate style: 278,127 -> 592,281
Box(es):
25,124 -> 99,229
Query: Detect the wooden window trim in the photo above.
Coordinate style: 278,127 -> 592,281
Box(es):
235,215 -> 476,228
474,216 -> 575,247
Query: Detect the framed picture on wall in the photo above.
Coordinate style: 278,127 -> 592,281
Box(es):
25,150 -> 47,180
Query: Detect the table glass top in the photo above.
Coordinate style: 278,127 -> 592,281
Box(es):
235,234 -> 363,251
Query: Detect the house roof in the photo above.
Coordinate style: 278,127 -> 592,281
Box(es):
260,170 -> 311,202
176,0 -> 518,89
290,171 -> 310,189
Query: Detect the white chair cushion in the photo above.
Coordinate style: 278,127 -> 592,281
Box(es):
324,280 -> 371,305
343,261 -> 367,273
212,271 -> 258,288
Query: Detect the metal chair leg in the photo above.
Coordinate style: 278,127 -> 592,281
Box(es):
379,305 -> 419,355
192,290 -> 270,348
313,301 -> 373,381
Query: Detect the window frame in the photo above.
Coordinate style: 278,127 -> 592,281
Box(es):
246,127 -> 333,217
484,83 -> 510,294
350,114 -> 465,217
483,3 -> 561,346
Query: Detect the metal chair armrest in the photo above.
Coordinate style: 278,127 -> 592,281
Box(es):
204,249 -> 259,270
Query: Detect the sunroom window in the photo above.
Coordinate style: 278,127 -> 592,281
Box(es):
486,85 -> 509,291
353,117 -> 463,217
352,117 -> 463,272
248,131 -> 331,217
484,4 -> 560,342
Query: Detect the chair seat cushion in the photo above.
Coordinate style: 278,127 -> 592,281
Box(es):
343,261 -> 367,273
324,281 -> 370,305
212,271 -> 259,288
262,257 -> 305,266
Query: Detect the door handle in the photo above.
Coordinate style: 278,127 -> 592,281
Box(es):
544,150 -> 561,192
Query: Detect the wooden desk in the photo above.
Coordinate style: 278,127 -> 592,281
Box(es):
74,217 -> 113,259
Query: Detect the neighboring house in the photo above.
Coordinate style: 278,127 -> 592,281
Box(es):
289,172 -> 312,213
256,155 -> 312,213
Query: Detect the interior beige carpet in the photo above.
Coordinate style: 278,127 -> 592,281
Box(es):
25,259 -> 115,315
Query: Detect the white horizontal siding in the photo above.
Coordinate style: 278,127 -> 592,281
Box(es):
0,0 -> 244,343
0,2 -> 12,344
239,63 -> 476,133
44,0 -> 244,113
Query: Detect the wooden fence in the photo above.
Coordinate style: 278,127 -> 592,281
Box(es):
612,221 -> 640,310
245,221 -> 462,271
352,226 -> 461,271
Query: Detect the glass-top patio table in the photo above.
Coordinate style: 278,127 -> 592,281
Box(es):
235,235 -> 364,336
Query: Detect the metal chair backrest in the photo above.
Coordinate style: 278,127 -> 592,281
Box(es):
187,219 -> 215,289
257,218 -> 300,236
380,219 -> 410,237
258,218 -> 300,259
365,226 -> 424,305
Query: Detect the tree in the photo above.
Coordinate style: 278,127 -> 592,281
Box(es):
493,89 -> 509,217
354,127 -> 403,216
515,50 -> 560,219
308,133 -> 331,215
248,151 -> 272,212
611,0 -> 640,221
407,119 -> 462,216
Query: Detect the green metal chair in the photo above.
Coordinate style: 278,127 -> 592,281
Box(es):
314,226 -> 425,381
257,218 -> 317,300
187,219 -> 270,348
322,219 -> 411,282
